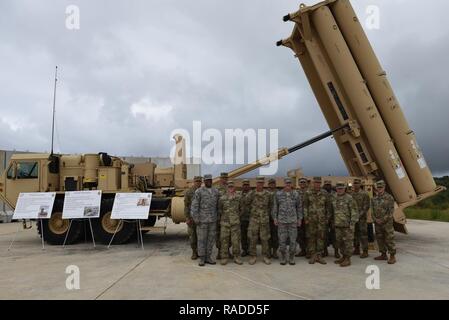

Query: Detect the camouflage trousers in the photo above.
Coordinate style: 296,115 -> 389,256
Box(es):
248,221 -> 270,257
354,218 -> 369,252
196,222 -> 217,259
187,222 -> 197,252
325,222 -> 337,249
278,223 -> 297,256
296,221 -> 307,252
220,223 -> 241,258
269,219 -> 279,253
306,220 -> 326,255
375,220 -> 396,255
216,221 -> 221,251
335,226 -> 354,257
240,220 -> 249,253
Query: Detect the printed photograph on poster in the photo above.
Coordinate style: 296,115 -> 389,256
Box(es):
111,193 -> 152,220
13,193 -> 56,220
62,190 -> 102,219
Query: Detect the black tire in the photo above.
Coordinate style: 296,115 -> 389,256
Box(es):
92,198 -> 137,245
37,199 -> 83,245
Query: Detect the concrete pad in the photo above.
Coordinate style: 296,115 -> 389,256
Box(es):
0,219 -> 448,300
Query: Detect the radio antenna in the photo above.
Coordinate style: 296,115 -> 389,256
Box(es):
50,66 -> 58,155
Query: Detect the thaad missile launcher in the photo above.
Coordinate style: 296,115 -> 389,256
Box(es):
277,0 -> 445,230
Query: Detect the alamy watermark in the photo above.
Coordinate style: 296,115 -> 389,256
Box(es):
65,5 -> 80,30
170,121 -> 280,175
66,265 -> 80,290
365,265 -> 380,290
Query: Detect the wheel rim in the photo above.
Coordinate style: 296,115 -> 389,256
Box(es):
101,212 -> 123,234
48,212 -> 69,235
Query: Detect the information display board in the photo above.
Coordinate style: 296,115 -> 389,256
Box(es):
111,193 -> 152,220
13,192 -> 56,220
62,190 -> 102,219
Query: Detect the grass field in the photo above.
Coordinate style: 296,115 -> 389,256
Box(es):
405,208 -> 449,222
404,176 -> 449,222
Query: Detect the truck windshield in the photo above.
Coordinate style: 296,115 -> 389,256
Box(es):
16,162 -> 38,179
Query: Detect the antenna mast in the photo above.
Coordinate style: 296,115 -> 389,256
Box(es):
51,66 -> 58,155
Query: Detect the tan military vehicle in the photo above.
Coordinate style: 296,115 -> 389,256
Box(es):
0,0 -> 445,245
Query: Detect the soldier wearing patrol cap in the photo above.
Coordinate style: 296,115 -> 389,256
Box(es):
191,174 -> 220,266
352,178 -> 370,258
330,182 -> 358,267
218,180 -> 244,265
372,180 -> 397,264
246,176 -> 273,265
216,172 -> 229,260
240,179 -> 251,256
268,178 -> 279,259
296,177 -> 308,257
184,176 -> 202,260
322,180 -> 340,259
303,177 -> 329,265
272,177 -> 302,265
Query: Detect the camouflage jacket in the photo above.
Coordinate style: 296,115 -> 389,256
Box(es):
303,190 -> 330,224
322,189 -> 336,223
240,190 -> 252,222
297,188 -> 308,220
371,192 -> 395,224
191,187 -> 220,224
272,190 -> 303,224
247,190 -> 273,225
218,191 -> 243,226
351,190 -> 370,220
331,194 -> 359,228
184,186 -> 198,220
217,184 -> 227,197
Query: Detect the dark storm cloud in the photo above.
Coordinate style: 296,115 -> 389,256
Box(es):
0,0 -> 448,177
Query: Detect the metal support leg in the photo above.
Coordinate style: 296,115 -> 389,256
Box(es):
7,222 -> 21,252
138,220 -> 144,250
40,219 -> 45,250
62,219 -> 73,249
88,218 -> 96,248
107,220 -> 123,249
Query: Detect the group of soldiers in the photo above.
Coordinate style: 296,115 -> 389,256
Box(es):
184,173 -> 397,268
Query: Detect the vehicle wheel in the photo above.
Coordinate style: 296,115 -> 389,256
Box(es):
92,198 -> 136,245
37,199 -> 83,245
140,216 -> 157,234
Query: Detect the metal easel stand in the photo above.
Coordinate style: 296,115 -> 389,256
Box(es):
7,221 -> 22,252
107,219 -> 123,249
7,219 -> 45,251
136,219 -> 144,250
63,219 -> 96,249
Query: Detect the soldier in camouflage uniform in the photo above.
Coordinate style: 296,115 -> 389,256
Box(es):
268,178 -> 279,259
352,178 -> 370,258
295,178 -> 308,258
191,174 -> 220,266
216,172 -> 228,260
272,178 -> 302,265
240,179 -> 251,257
372,180 -> 397,265
218,181 -> 243,265
331,182 -> 359,267
303,177 -> 329,265
322,180 -> 340,259
247,176 -> 272,265
184,176 -> 202,260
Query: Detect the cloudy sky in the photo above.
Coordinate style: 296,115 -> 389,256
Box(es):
1,0 -> 448,177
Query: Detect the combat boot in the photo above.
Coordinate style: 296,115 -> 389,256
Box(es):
206,257 -> 216,265
353,247 -> 360,256
334,248 -> 341,259
234,257 -> 243,265
360,250 -> 369,259
280,252 -> 287,265
263,256 -> 271,265
191,251 -> 198,260
308,254 -> 316,265
323,247 -> 329,257
199,257 -> 206,267
340,256 -> 351,267
334,256 -> 345,264
289,253 -> 296,266
216,252 -> 222,260
241,250 -> 248,257
316,254 -> 327,265
220,258 -> 228,266
374,253 -> 388,261
249,256 -> 257,265
271,249 -> 279,259
388,254 -> 397,265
